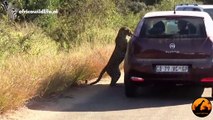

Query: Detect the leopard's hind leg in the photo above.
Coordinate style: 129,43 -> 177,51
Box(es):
109,68 -> 121,86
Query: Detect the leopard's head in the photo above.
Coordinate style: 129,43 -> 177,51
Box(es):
118,27 -> 133,37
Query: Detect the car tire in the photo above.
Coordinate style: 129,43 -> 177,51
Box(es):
124,74 -> 138,97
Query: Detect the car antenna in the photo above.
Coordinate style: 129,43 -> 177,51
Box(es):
174,5 -> 176,14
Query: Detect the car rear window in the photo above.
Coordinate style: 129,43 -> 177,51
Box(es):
140,17 -> 207,38
176,7 -> 201,11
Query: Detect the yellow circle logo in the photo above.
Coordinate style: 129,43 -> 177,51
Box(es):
192,98 -> 212,117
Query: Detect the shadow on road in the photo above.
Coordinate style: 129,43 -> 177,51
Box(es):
27,84 -> 210,112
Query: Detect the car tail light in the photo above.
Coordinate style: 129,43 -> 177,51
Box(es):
201,78 -> 213,83
131,77 -> 144,82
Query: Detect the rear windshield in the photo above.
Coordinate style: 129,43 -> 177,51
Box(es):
140,17 -> 207,38
176,7 -> 201,11
204,9 -> 213,20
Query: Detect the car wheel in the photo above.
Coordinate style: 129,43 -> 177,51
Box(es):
124,74 -> 138,97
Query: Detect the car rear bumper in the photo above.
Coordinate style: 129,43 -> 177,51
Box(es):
124,58 -> 213,87
126,72 -> 213,87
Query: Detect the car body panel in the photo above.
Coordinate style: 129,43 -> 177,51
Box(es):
124,11 -> 213,87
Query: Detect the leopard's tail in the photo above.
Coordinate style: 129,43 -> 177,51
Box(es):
89,67 -> 106,85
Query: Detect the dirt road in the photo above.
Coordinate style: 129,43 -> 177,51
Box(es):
1,73 -> 213,120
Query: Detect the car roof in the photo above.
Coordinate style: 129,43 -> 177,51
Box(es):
144,11 -> 210,18
175,4 -> 213,9
198,5 -> 213,9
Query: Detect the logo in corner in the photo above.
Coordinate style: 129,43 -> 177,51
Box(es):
191,97 -> 212,117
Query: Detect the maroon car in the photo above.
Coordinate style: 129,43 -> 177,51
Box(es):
124,11 -> 213,97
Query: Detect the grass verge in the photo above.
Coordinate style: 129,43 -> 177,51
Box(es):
0,43 -> 114,113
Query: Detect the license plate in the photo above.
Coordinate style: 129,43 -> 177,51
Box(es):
155,65 -> 189,73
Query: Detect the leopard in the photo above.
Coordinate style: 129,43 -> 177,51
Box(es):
89,27 -> 133,86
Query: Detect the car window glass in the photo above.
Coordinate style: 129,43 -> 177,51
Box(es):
176,7 -> 184,11
140,17 -> 206,38
192,8 -> 201,11
176,7 -> 201,11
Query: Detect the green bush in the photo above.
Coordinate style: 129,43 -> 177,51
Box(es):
38,0 -> 132,49
0,20 -> 58,62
